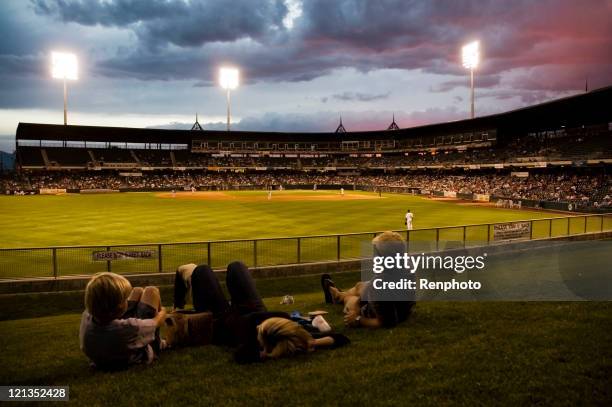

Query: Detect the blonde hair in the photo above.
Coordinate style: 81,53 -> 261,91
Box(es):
257,318 -> 312,359
85,272 -> 132,323
373,231 -> 404,244
373,231 -> 406,256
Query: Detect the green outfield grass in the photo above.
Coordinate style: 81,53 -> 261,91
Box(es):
0,273 -> 610,406
0,190 -> 555,247
0,191 -> 609,279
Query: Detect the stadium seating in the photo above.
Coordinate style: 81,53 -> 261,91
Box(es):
94,148 -> 137,165
45,147 -> 92,167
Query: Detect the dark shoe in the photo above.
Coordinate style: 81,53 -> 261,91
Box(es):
329,333 -> 350,348
321,273 -> 337,304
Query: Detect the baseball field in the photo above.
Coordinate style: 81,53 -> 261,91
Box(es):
0,189 -> 555,247
1,189 -> 610,279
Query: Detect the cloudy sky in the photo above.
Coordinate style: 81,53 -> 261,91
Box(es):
0,0 -> 611,152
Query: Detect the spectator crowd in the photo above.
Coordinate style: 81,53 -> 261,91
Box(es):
2,170 -> 610,209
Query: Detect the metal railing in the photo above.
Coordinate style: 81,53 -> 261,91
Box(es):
0,213 -> 610,280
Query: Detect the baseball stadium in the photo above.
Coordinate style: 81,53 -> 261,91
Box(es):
1,85 -> 611,405
1,1 -> 612,406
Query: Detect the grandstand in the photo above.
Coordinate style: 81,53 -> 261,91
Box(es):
4,86 -> 611,211
14,86 -> 612,169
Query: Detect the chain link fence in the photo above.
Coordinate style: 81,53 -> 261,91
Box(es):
0,214 -> 610,280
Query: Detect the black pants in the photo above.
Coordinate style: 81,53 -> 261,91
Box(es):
191,261 -> 267,316
186,262 -> 293,362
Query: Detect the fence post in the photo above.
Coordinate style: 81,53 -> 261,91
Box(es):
530,220 -> 534,240
549,219 -> 553,237
337,235 -> 341,261
158,244 -> 162,273
106,246 -> 111,272
297,237 -> 301,264
253,240 -> 258,268
207,242 -> 211,267
436,228 -> 440,251
463,226 -> 467,248
584,216 -> 587,233
406,230 -> 410,253
601,215 -> 604,232
487,224 -> 491,244
52,248 -> 58,278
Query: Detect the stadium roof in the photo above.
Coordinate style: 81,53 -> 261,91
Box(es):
16,85 -> 612,145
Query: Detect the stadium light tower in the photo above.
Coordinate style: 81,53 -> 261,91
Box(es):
51,52 -> 78,125
219,67 -> 239,131
462,41 -> 479,119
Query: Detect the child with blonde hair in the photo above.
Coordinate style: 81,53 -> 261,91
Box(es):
79,272 -> 166,370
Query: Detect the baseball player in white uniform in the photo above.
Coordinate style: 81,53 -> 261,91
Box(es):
405,209 -> 414,230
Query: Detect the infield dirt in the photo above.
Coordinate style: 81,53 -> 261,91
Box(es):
155,191 -> 382,201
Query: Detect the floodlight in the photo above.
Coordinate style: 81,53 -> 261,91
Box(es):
461,41 -> 480,119
51,52 -> 78,80
462,41 -> 479,70
219,67 -> 239,90
51,51 -> 79,125
219,67 -> 240,131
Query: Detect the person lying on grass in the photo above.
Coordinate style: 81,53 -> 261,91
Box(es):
79,272 -> 167,370
321,231 -> 416,329
174,261 -> 349,363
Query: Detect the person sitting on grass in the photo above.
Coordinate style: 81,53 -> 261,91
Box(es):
321,231 -> 416,329
174,261 -> 349,363
79,272 -> 167,370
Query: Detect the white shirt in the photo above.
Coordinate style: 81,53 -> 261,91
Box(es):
405,212 -> 413,224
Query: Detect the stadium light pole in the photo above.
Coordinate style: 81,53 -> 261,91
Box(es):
462,41 -> 479,119
219,67 -> 239,131
51,52 -> 78,125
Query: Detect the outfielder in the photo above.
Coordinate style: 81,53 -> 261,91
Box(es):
405,209 -> 413,230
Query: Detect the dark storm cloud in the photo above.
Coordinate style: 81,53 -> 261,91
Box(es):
300,0 -> 612,87
0,54 -> 45,78
31,0 -> 181,26
1,0 -> 610,118
32,0 -> 288,48
27,0 -> 612,92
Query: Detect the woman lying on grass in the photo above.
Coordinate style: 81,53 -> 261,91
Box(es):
79,272 -> 167,370
174,261 -> 349,363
